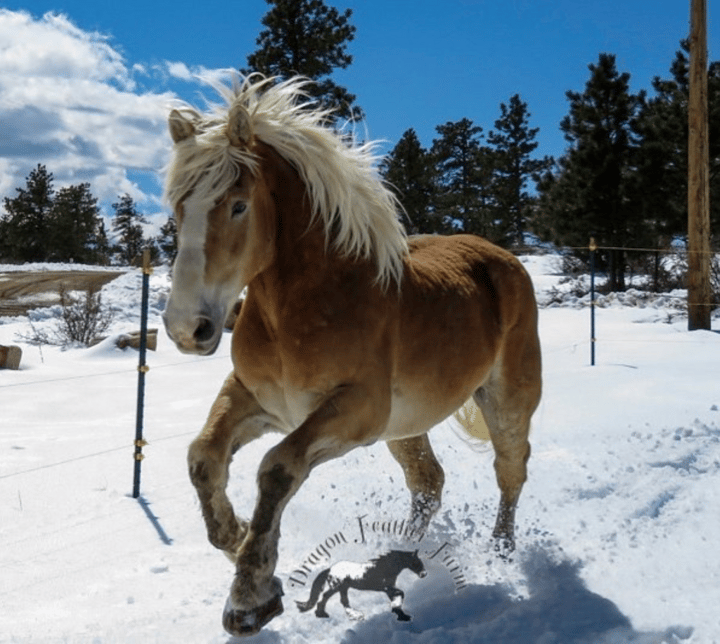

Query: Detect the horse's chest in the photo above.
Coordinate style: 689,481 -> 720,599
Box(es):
230,341 -> 320,432
254,380 -> 320,431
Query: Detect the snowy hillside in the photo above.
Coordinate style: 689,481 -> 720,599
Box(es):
1,256 -> 718,644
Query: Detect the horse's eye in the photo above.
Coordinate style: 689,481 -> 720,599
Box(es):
231,202 -> 247,218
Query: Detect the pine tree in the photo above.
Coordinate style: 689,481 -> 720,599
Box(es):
93,219 -> 111,266
111,194 -> 147,265
243,0 -> 362,121
538,54 -> 644,290
488,95 -> 551,247
157,215 -> 178,263
48,183 -> 104,263
431,119 -> 496,238
0,164 -> 54,262
634,43 -> 720,243
380,129 -> 442,234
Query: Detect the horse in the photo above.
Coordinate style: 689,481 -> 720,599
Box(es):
162,75 -> 542,637
295,549 -> 427,622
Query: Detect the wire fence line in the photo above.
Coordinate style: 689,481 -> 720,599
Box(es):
512,243 -> 720,255
0,350 -> 232,390
2,242 -> 717,481
0,428 -> 200,482
516,241 -> 719,311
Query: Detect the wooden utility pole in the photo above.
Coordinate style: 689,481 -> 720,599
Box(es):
688,0 -> 712,330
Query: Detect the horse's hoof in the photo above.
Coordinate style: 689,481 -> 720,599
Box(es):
345,608 -> 365,621
222,592 -> 284,637
493,534 -> 516,562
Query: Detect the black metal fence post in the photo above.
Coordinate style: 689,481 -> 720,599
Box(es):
132,249 -> 152,499
589,237 -> 597,366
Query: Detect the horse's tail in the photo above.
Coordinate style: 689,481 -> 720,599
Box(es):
295,568 -> 331,612
452,398 -> 491,443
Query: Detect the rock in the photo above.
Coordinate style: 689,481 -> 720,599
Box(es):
116,329 -> 158,351
0,345 -> 22,370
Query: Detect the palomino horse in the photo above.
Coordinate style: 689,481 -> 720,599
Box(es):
163,75 -> 542,637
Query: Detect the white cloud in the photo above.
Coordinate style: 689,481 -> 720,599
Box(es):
0,10 -> 130,86
166,61 -> 193,81
0,9 -> 179,216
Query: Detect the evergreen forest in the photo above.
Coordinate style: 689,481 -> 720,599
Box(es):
0,0 -> 717,294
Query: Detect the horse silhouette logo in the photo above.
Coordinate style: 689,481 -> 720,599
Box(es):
295,549 -> 427,622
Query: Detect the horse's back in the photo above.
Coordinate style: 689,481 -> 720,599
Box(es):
403,233 -> 537,339
405,234 -> 533,298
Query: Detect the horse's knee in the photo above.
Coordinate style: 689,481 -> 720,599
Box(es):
189,434 -> 228,477
186,438 -> 248,554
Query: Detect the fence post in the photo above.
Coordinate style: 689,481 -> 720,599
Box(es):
132,249 -> 152,499
589,237 -> 597,366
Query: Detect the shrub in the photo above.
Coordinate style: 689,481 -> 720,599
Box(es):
18,285 -> 113,347
57,285 -> 113,345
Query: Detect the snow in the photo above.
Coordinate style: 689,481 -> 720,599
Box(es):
1,256 -> 719,644
0,263 -> 125,273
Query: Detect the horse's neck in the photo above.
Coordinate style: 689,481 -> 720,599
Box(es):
245,145 -> 331,320
256,140 -> 330,276
247,141 -> 379,332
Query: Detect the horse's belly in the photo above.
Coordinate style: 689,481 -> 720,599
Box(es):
384,386 -> 470,440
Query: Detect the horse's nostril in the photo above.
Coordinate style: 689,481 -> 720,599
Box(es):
194,317 -> 216,344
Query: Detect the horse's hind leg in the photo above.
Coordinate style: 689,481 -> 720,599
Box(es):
387,435 -> 445,536
314,588 -> 335,618
188,372 -> 269,560
474,332 -> 541,557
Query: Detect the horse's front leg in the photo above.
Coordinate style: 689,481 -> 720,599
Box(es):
222,382 -> 389,637
386,587 -> 411,621
188,372 -> 269,559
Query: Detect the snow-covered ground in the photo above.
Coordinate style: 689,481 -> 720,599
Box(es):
1,255 -> 719,644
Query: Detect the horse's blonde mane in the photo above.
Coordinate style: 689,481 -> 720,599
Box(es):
164,74 -> 408,289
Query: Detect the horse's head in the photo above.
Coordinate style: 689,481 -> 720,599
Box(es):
162,74 -> 408,355
406,549 -> 427,578
162,101 -> 275,355
384,550 -> 427,578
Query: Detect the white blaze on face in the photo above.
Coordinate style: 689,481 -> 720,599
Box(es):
164,193 -> 212,348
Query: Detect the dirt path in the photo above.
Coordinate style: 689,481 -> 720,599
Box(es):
0,271 -> 125,317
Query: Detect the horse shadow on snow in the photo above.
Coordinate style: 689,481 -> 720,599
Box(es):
336,547 -> 693,644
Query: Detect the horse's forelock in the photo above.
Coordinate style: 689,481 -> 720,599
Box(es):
164,129 -> 257,212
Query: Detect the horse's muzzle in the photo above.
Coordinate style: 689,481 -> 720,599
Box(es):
163,310 -> 224,356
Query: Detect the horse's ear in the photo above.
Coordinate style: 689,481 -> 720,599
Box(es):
227,103 -> 252,147
169,109 -> 196,144
414,549 -> 418,556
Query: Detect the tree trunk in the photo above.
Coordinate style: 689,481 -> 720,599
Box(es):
688,0 -> 712,330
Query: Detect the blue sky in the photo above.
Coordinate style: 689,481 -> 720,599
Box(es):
0,1 -> 717,225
